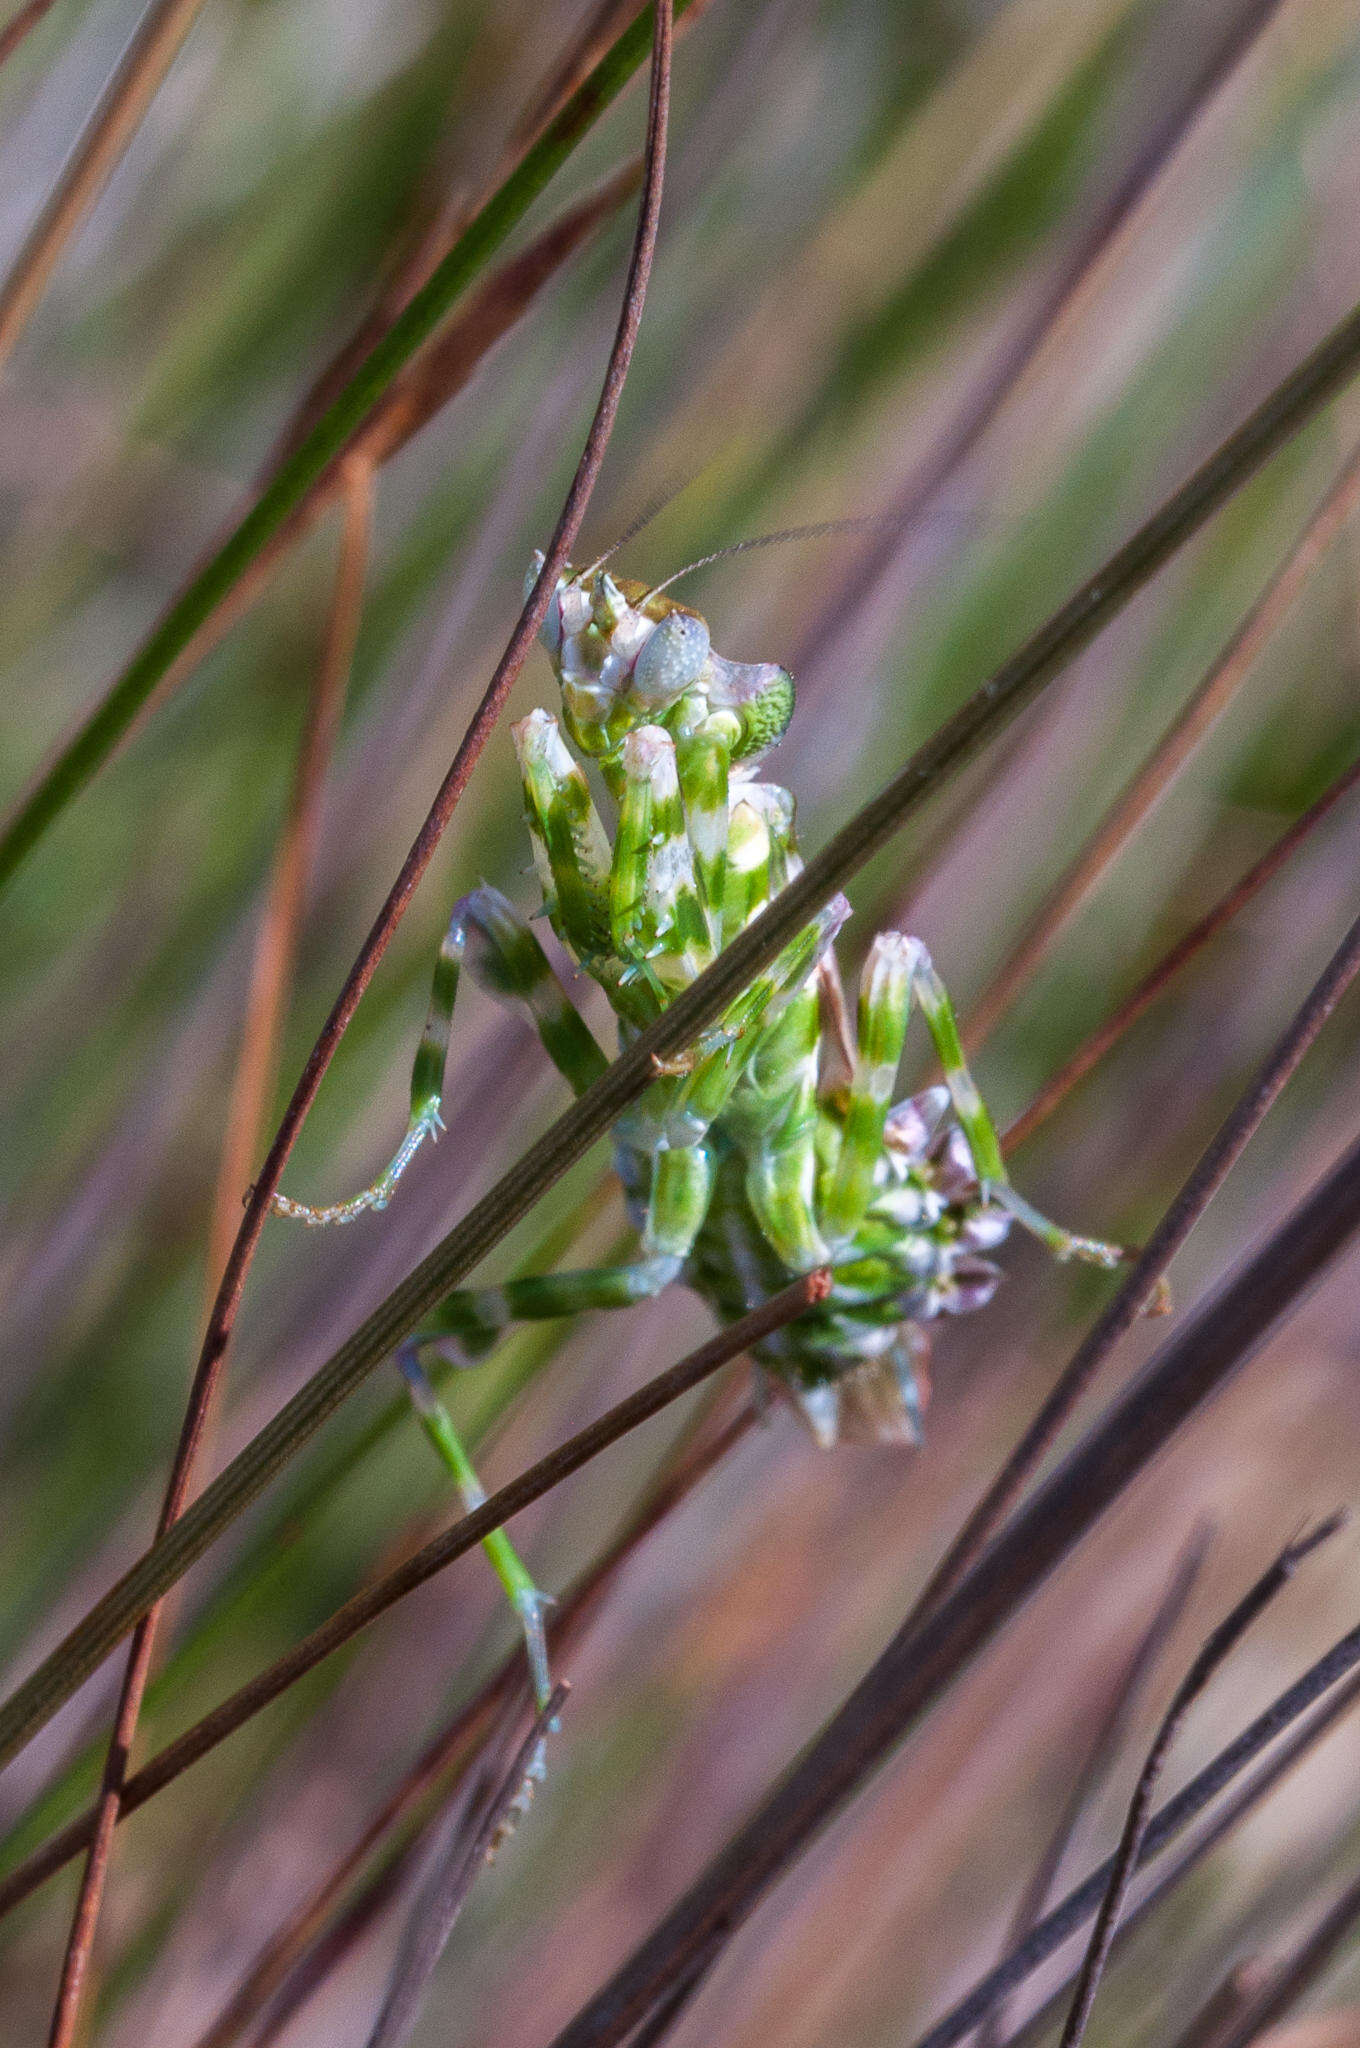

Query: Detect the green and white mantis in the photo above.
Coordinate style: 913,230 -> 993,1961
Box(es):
271,552 -> 1125,1746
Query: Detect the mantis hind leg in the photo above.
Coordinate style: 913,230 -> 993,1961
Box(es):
903,939 -> 1123,1269
398,1346 -> 556,1828
270,885 -> 607,1227
413,1141 -> 716,1356
398,1346 -> 555,1710
820,931 -> 1123,1269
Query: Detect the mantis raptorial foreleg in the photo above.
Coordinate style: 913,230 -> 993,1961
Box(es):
270,886 -> 606,1227
740,987 -> 827,1273
610,724 -> 711,985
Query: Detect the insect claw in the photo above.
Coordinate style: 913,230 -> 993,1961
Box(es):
651,1047 -> 697,1075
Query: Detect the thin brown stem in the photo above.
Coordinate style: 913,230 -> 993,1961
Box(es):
964,442 -> 1360,1053
977,1526 -> 1211,2048
0,1287 -> 800,1927
1003,746 -> 1360,1155
37,16 -> 671,2022
184,1402 -> 756,2048
930,1621 -> 1360,2048
1058,1518 -> 1344,2048
0,0 -> 211,374
42,472 -> 374,2048
204,458 -> 372,1298
997,1663 -> 1360,2048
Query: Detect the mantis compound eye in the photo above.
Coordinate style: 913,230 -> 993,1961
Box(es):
631,608 -> 712,707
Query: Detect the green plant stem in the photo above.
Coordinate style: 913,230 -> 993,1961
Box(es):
4,291 -> 1360,1773
0,0 -> 690,896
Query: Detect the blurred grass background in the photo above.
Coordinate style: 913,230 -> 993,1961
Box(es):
5,0 -> 1360,2040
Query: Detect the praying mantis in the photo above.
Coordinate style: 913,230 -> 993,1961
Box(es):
270,549 -> 1126,1737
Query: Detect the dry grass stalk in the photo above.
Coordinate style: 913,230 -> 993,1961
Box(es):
1004,745 -> 1360,1155
964,440 -> 1360,1054
203,457 -> 373,1299
35,13 -> 673,2027
0,0 -> 213,373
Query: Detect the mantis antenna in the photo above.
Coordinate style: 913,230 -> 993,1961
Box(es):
574,469 -> 706,585
645,511 -> 897,600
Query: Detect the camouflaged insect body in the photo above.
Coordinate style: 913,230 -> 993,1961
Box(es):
273,555 -> 1121,1449
537,572 -> 1011,1442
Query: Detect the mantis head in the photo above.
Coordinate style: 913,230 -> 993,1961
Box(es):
526,552 -> 794,767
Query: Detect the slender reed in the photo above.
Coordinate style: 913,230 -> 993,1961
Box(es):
1057,1518 -> 1344,2048
1004,746 -> 1360,1154
543,1129 -> 1360,2048
965,441 -> 1360,1053
0,0 -> 212,375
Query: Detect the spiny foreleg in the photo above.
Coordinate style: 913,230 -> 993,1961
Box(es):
610,725 -> 711,988
270,886 -> 606,1227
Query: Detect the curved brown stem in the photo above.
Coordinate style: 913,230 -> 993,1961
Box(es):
38,11 -> 673,2037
